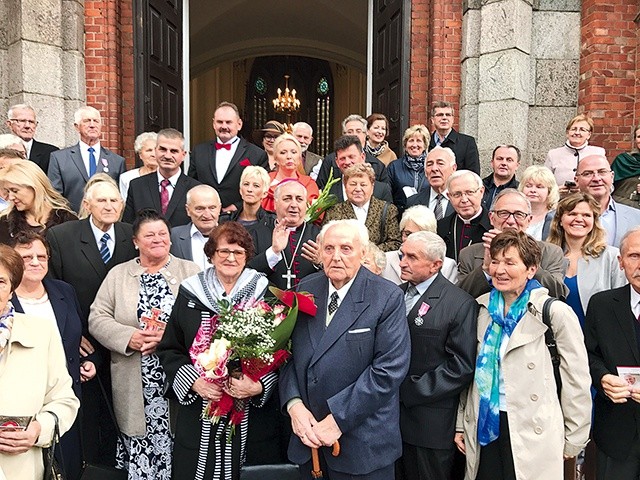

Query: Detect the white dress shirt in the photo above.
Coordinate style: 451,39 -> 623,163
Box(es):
89,215 -> 116,258
190,224 -> 209,271
351,201 -> 370,225
215,137 -> 240,181
327,275 -> 357,326
80,141 -> 102,176
157,170 -> 182,202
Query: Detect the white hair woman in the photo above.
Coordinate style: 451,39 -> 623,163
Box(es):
518,165 -> 559,240
119,132 -> 158,201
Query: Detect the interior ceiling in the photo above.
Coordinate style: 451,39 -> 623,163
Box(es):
189,0 -> 368,75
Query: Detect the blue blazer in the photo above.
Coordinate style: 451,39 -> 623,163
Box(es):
279,268 -> 410,475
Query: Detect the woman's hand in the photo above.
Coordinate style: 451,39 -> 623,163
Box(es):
79,335 -> 95,357
454,432 -> 466,454
128,329 -> 164,355
225,376 -> 263,399
191,378 -> 223,402
0,420 -> 41,454
80,361 -> 97,382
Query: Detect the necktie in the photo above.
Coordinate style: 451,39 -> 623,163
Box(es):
328,292 -> 339,316
215,142 -> 231,150
99,233 -> 111,264
160,179 -> 170,215
405,285 -> 419,316
434,193 -> 444,220
88,147 -> 97,176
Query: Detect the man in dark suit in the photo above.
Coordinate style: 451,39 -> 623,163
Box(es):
428,101 -> 479,175
170,184 -> 221,270
5,103 -> 58,172
316,115 -> 389,188
585,227 -> 640,479
482,145 -> 520,210
293,121 -> 323,177
48,105 -> 125,212
124,128 -> 200,227
47,180 -> 137,466
280,219 -> 410,479
406,146 -> 457,219
437,170 -> 491,261
188,101 -> 269,211
397,230 -> 477,480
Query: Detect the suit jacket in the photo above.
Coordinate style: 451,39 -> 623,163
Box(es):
456,240 -> 569,299
316,151 -> 389,189
585,285 -> 640,460
279,268 -> 410,474
437,209 -> 492,261
48,143 -> 126,213
428,128 -> 480,175
608,199 -> 640,248
405,186 -> 455,218
303,150 -> 323,175
323,197 -> 401,252
399,274 -> 478,449
328,180 -> 393,203
188,138 -> 268,208
29,139 -> 58,172
123,172 -> 200,227
170,223 -> 194,261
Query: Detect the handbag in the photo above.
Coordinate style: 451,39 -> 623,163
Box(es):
240,463 -> 300,480
42,411 -> 65,480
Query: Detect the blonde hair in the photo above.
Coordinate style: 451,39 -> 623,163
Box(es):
343,163 -> 375,184
402,124 -> 430,147
518,165 -> 559,210
273,133 -> 304,175
566,114 -> 594,133
240,165 -> 270,193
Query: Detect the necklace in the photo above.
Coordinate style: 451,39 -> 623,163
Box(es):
281,222 -> 307,289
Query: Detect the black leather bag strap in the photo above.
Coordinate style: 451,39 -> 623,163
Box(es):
541,297 -> 562,399
95,374 -> 129,453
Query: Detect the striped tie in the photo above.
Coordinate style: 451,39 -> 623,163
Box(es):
99,233 -> 111,264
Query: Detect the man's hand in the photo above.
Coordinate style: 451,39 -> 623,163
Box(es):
301,239 -> 321,265
312,414 -> 342,447
289,402 -> 322,448
221,204 -> 238,214
80,361 -> 97,382
191,378 -> 223,402
454,432 -> 466,454
79,335 -> 95,357
271,220 -> 290,256
481,229 -> 501,272
0,420 -> 41,454
601,374 -> 631,403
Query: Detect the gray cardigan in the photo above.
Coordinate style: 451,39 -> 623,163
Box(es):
573,246 -> 628,314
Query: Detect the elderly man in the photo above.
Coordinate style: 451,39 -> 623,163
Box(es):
124,128 -> 200,227
585,226 -> 640,479
428,101 -> 480,174
327,135 -> 393,202
316,114 -> 389,188
48,105 -> 125,213
481,144 -> 520,210
280,219 -> 410,480
249,180 -> 321,290
406,146 -> 457,219
436,170 -> 491,261
5,103 -> 58,171
188,101 -> 269,211
0,133 -> 27,157
398,231 -> 477,480
575,154 -> 640,247
293,121 -> 323,177
170,185 -> 221,270
456,188 -> 568,299
47,180 -> 137,466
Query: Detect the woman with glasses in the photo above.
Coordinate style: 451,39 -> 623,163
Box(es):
158,221 -> 275,480
547,193 -> 627,327
253,120 -> 286,172
10,231 -> 94,480
89,209 -> 200,479
544,114 -> 605,195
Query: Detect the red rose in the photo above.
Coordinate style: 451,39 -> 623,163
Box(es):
239,159 -> 251,167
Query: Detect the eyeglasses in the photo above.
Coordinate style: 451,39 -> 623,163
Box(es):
568,127 -> 590,133
9,119 -> 38,126
491,210 -> 530,221
448,188 -> 481,199
434,113 -> 453,118
576,169 -> 612,179
20,253 -> 49,263
215,248 -> 246,259
263,134 -> 278,141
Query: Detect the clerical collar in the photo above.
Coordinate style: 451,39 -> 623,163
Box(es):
458,208 -> 483,225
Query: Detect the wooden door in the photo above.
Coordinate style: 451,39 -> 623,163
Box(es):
372,0 -> 410,154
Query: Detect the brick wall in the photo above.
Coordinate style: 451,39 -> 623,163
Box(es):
579,0 -> 638,159
409,0 -> 430,126
84,0 -> 135,165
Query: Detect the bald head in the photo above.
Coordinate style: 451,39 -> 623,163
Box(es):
574,154 -> 613,208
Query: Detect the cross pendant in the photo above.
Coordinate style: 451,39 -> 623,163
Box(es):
282,270 -> 296,289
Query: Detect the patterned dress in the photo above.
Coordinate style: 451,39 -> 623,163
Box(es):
115,272 -> 174,479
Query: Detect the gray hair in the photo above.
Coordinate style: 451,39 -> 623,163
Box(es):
491,188 -> 532,214
318,219 -> 369,250
186,184 -> 220,205
365,241 -> 387,271
133,132 -> 158,153
7,104 -> 35,120
292,122 -> 313,136
273,179 -> 308,200
0,134 -> 24,149
400,205 -> 437,233
620,226 -> 640,255
406,230 -> 446,262
74,106 -> 101,125
341,114 -> 366,133
445,169 -> 483,191
426,146 -> 456,167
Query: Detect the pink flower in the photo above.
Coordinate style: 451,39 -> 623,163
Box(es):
418,302 -> 430,317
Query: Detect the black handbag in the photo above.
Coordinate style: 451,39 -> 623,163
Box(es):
240,463 -> 301,480
42,411 -> 65,480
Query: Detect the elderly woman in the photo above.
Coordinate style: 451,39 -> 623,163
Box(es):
387,124 -> 430,211
89,209 -> 200,479
324,163 -> 401,252
0,244 -> 79,479
119,132 -> 158,201
254,120 -> 286,171
611,124 -> 640,208
383,204 -> 458,283
518,165 -> 559,240
362,241 -> 387,275
547,193 -> 627,326
544,114 -> 606,194
454,230 -> 591,480
0,134 -> 26,158
157,222 -> 274,480
10,231 -> 94,480
365,113 -> 397,166
261,134 -> 319,213
0,160 -> 76,244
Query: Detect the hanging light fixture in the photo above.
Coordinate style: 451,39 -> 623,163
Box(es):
272,75 -> 301,124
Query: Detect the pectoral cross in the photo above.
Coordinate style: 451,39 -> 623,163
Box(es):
282,270 -> 296,289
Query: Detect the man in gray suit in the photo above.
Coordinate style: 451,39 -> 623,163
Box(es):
170,185 -> 221,270
406,146 -> 457,219
293,122 -> 323,178
576,154 -> 640,247
48,106 -> 125,212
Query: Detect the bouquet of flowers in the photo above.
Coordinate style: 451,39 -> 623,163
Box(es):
189,287 -> 317,440
305,169 -> 341,224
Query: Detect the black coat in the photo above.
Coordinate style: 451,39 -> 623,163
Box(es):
29,139 -> 59,172
428,129 -> 480,175
436,209 -> 491,261
316,151 -> 389,189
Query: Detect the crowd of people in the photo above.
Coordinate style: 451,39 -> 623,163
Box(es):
1,99 -> 640,480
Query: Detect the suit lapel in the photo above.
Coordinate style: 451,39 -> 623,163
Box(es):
407,273 -> 445,320
70,144 -> 89,181
164,174 -> 187,219
612,286 -> 640,364
207,142 -> 219,184
228,139 -> 248,172
79,219 -> 107,277
43,279 -> 69,338
145,174 -> 162,212
179,226 -> 192,260
307,278 -> 329,351
112,223 -> 132,264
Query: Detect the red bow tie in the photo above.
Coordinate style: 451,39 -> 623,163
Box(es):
215,142 -> 231,150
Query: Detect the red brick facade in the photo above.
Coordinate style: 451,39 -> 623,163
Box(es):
579,0 -> 638,157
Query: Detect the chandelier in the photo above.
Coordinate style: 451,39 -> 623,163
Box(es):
272,75 -> 300,114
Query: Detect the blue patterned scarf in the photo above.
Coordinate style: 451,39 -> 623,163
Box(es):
0,303 -> 15,359
475,279 -> 541,446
